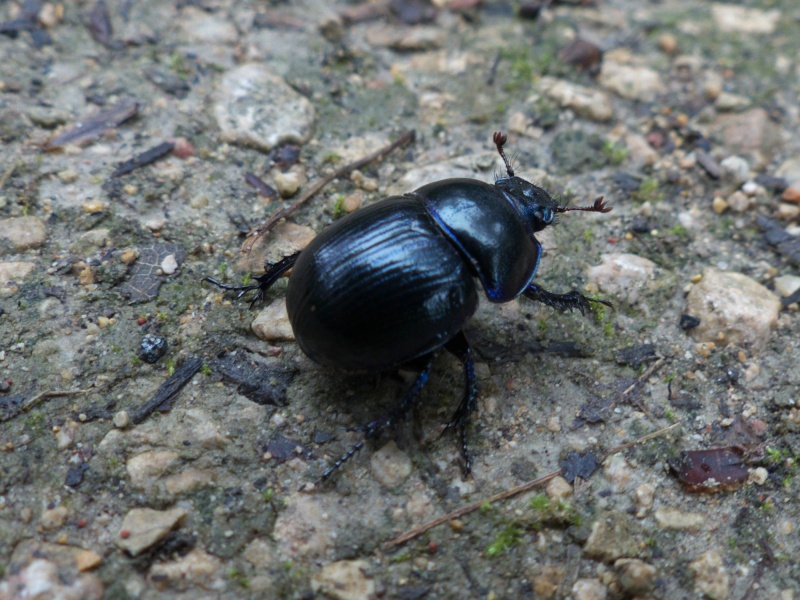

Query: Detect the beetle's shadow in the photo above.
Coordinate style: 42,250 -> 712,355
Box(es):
298,354 -> 469,465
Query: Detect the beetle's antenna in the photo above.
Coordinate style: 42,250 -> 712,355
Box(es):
555,196 -> 612,214
493,131 -> 515,178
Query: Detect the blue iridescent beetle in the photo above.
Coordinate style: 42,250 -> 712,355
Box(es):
208,132 -> 611,480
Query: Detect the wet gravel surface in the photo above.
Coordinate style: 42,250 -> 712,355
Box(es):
1,1 -> 800,598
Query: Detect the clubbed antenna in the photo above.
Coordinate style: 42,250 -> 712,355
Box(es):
493,131 -> 515,178
555,196 -> 612,214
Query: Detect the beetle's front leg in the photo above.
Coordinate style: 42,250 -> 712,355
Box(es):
442,331 -> 478,477
523,283 -> 612,315
204,251 -> 301,308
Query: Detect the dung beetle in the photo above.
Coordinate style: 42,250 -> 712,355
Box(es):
207,132 -> 611,481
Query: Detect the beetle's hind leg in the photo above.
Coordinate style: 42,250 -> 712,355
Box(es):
317,356 -> 434,483
204,251 -> 300,307
523,283 -> 612,315
442,331 -> 478,477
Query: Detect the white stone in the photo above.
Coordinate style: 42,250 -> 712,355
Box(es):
116,507 -> 187,556
545,476 -> 572,502
711,4 -> 779,35
685,268 -> 780,349
160,254 -> 178,275
571,578 -> 608,600
0,559 -> 103,600
215,64 -> 315,151
311,559 -> 375,600
774,275 -> 800,298
370,440 -> 412,488
598,63 -> 664,101
538,77 -> 614,122
603,453 -> 632,493
274,170 -> 302,198
719,155 -> 749,183
113,411 -> 130,429
126,450 -> 180,489
0,217 -> 47,252
0,261 -> 36,296
148,547 -> 224,592
615,559 -> 657,596
251,298 -> 294,341
178,6 -> 238,44
715,92 -> 750,112
635,483 -> 655,518
689,548 -> 730,600
654,507 -> 705,530
586,253 -> 657,304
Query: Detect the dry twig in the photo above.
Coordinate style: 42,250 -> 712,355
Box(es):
241,130 -> 416,254
383,421 -> 680,550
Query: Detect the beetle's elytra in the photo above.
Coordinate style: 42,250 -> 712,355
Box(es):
208,132 -> 611,481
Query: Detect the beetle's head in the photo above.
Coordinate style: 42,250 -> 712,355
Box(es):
492,131 -> 612,232
495,176 -> 559,232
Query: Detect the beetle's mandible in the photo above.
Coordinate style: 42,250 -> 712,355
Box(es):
207,132 -> 612,481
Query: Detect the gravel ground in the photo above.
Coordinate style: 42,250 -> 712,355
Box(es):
1,1 -> 800,599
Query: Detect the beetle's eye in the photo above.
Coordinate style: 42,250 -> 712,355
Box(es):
538,207 -> 553,225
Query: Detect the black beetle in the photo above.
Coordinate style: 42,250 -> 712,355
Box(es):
208,132 -> 611,480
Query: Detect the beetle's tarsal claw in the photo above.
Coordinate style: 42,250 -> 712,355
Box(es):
523,284 -> 610,316
316,440 -> 365,485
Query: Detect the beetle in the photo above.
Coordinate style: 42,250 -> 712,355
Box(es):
207,132 -> 611,481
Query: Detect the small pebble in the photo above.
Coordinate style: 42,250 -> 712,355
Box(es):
782,184 -> 800,204
654,507 -> 705,530
571,578 -> 608,600
57,169 -> 78,183
777,203 -> 800,220
712,196 -> 728,214
76,549 -> 103,572
311,559 -> 375,600
370,440 -> 413,487
145,218 -> 166,231
720,155 -> 750,183
113,411 -> 130,429
726,190 -> 750,213
160,254 -> 178,275
120,248 -> 139,265
274,171 -> 302,198
41,505 -> 69,529
82,200 -> 105,213
689,548 -> 729,600
172,137 -> 195,158
657,33 -> 678,54
342,190 -> 364,213
603,453 -> 632,493
545,476 -> 572,502
616,559 -> 657,596
39,3 -> 65,28
774,275 -> 800,297
741,180 -> 762,196
748,467 -> 768,485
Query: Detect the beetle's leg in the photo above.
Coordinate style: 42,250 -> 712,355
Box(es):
204,251 -> 301,308
442,331 -> 478,477
523,283 -> 612,316
318,356 -> 434,483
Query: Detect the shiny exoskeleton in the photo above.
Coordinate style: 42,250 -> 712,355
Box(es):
208,132 -> 611,481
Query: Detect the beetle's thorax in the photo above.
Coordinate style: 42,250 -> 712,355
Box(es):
411,178 -> 544,303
